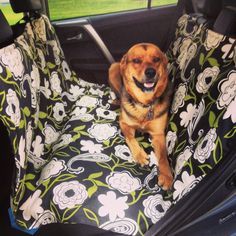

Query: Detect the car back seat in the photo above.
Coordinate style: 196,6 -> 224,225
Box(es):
0,1 -> 236,236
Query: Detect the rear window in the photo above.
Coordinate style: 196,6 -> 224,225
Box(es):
48,0 -> 177,21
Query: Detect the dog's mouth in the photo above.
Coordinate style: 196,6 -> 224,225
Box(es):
133,76 -> 157,92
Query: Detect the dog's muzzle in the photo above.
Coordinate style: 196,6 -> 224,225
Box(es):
133,67 -> 158,92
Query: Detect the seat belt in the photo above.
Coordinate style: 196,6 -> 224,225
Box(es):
164,0 -> 186,52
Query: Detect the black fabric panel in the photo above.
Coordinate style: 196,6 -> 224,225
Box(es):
213,7 -> 236,37
10,0 -> 42,13
192,0 -> 222,17
0,10 -> 13,48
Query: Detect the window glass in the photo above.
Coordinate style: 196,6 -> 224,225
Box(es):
0,0 -> 23,25
48,0 -> 148,21
152,0 -> 177,7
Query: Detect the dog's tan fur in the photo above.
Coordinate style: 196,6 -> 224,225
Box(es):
109,43 -> 173,190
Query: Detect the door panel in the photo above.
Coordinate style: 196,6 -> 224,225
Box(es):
53,5 -> 177,84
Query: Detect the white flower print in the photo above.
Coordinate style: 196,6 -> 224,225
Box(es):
179,103 -> 197,127
96,107 -> 117,120
6,89 -> 21,127
89,87 -> 104,97
20,189 -> 44,221
62,60 -> 71,80
223,97 -> 236,123
18,136 -> 26,168
78,78 -> 95,88
40,78 -> 52,99
39,158 -> 66,183
69,85 -> 85,99
173,171 -> 202,201
217,71 -> 236,109
114,145 -> 132,161
98,191 -> 128,222
31,64 -> 40,91
88,123 -> 117,142
50,72 -> 62,94
166,130 -> 177,155
0,44 -> 24,79
175,146 -> 192,175
26,121 -> 33,153
30,210 -> 57,229
33,18 -> 46,41
108,90 -> 117,104
177,14 -> 188,28
17,37 -> 31,55
0,64 -> 2,73
148,151 -> 158,167
37,48 -> 46,70
52,134 -> 73,151
143,194 -> 171,224
70,107 -> 94,122
43,124 -> 60,145
53,181 -> 88,210
100,218 -> 138,235
76,95 -> 99,108
48,40 -> 61,65
71,107 -> 87,117
196,66 -> 220,94
171,83 -> 187,113
106,171 -> 142,194
172,37 -> 182,56
177,38 -> 192,70
32,135 -> 44,158
204,30 -> 224,51
194,128 -> 217,163
53,102 -> 66,122
80,140 -> 103,154
221,38 -> 235,59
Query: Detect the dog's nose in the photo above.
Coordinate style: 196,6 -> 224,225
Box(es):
145,68 -> 156,79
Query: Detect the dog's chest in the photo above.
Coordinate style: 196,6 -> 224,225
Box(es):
124,101 -> 155,123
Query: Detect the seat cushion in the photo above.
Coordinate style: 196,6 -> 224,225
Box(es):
166,14 -> 236,203
4,13 -> 236,236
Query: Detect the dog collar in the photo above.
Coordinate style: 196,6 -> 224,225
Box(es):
127,93 -> 158,120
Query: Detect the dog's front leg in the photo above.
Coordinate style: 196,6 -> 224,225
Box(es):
152,134 -> 173,190
120,121 -> 149,166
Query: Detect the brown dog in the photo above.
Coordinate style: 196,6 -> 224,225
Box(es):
109,43 -> 173,190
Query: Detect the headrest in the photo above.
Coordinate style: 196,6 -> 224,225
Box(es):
10,0 -> 42,13
213,6 -> 236,37
0,10 -> 13,48
192,0 -> 222,18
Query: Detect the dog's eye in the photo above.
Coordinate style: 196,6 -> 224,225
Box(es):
132,58 -> 142,64
153,57 -> 160,63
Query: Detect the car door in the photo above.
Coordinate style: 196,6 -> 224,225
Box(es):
47,0 -> 177,84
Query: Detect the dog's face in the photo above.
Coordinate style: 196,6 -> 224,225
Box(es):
120,43 -> 168,103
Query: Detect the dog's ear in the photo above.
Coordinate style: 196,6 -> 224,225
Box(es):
120,54 -> 127,74
161,52 -> 168,69
108,62 -> 123,97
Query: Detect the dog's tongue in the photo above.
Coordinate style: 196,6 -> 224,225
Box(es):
144,82 -> 155,88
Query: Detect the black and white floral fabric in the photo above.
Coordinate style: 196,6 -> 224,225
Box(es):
166,14 -> 236,203
0,14 -> 235,235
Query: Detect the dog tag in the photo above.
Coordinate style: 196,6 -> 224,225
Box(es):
147,107 -> 154,120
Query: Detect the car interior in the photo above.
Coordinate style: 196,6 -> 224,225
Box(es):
0,0 -> 236,235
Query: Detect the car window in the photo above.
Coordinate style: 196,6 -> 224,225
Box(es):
152,0 -> 177,7
0,0 -> 23,25
48,0 -> 178,21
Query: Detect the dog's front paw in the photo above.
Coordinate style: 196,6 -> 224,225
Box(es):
133,149 -> 149,167
158,173 -> 173,191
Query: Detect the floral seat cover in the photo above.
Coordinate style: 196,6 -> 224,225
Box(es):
0,14 -> 235,235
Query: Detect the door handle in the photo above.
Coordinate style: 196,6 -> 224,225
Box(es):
66,33 -> 83,41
